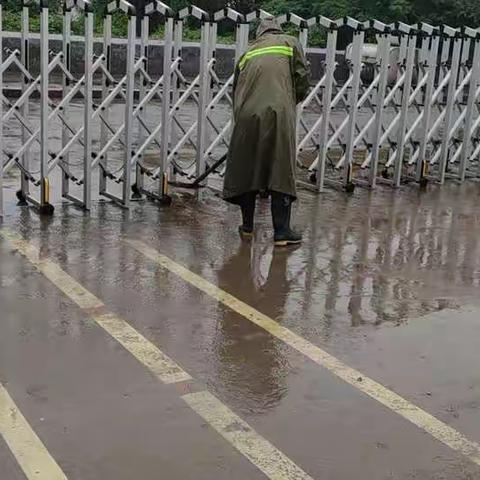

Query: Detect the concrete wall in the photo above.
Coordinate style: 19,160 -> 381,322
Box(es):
2,32 -> 348,82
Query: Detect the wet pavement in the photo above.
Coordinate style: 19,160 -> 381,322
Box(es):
1,179 -> 480,479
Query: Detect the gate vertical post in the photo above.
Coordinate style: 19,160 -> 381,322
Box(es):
20,4 -> 31,203
99,11 -> 112,195
159,16 -> 174,197
438,27 -> 461,184
343,19 -> 364,190
369,28 -> 391,187
416,25 -> 439,182
134,12 -> 149,196
61,4 -> 72,198
316,17 -> 337,192
83,2 -> 94,209
195,17 -> 211,180
40,0 -> 52,214
170,17 -> 183,154
123,11 -> 137,208
459,31 -> 480,181
393,25 -> 417,187
235,22 -> 249,63
296,17 -> 309,165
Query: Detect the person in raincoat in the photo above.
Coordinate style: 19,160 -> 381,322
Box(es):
223,17 -> 310,246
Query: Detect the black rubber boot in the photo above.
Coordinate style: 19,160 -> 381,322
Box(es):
272,192 -> 302,247
271,193 -> 302,246
238,193 -> 256,240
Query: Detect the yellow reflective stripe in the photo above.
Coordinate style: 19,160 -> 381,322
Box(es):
239,46 -> 293,70
240,46 -> 293,65
245,46 -> 294,56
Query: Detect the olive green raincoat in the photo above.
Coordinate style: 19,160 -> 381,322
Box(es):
223,18 -> 310,203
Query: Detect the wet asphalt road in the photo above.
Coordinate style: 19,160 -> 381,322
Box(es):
1,180 -> 480,479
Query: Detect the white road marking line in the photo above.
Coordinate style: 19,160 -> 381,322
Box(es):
183,391 -> 314,480
126,238 -> 480,467
0,382 -> 68,480
2,230 -> 190,385
2,229 -> 314,479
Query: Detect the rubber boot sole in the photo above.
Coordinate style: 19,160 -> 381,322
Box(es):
274,238 -> 302,247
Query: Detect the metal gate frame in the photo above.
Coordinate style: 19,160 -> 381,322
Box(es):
2,2 -> 480,219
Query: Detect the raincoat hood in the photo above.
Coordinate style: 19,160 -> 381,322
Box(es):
256,18 -> 283,37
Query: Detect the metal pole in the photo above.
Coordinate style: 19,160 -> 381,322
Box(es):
99,13 -> 112,195
195,20 -> 211,180
235,22 -> 249,64
20,4 -> 30,203
369,33 -> 391,187
40,1 -> 52,213
296,24 -> 309,158
418,33 -> 430,106
208,21 -> 217,68
135,14 -> 149,196
205,21 -> 217,153
438,34 -> 462,184
299,26 -> 308,50
83,7 -> 94,209
317,27 -> 337,192
170,18 -> 183,157
343,29 -> 365,187
439,37 -> 452,104
61,6 -> 72,198
459,37 -> 480,181
123,14 -> 137,207
416,33 -> 440,181
393,32 -> 416,187
459,36 -> 471,84
159,16 -> 174,196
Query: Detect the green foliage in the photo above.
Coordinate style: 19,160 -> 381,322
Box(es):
94,0 -> 109,16
2,0 -> 480,42
3,11 -> 21,32
110,12 -> 130,37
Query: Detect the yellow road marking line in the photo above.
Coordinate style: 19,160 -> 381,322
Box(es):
0,383 -> 68,480
1,230 -> 190,385
2,229 -> 313,480
183,391 -> 313,480
126,239 -> 480,467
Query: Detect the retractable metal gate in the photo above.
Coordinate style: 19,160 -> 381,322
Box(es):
197,8 -> 249,182
2,1 -> 480,219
